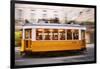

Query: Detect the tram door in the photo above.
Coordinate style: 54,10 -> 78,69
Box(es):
24,29 -> 32,49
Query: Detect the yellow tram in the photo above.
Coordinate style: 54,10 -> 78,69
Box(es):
20,23 -> 86,55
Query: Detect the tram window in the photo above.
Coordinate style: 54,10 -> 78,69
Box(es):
52,29 -> 58,40
44,29 -> 51,40
59,29 -> 65,40
73,30 -> 79,40
67,29 -> 72,40
25,29 -> 31,39
36,29 -> 43,40
81,30 -> 85,40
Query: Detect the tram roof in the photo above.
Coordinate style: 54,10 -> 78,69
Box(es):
22,23 -> 86,30
23,23 -> 83,27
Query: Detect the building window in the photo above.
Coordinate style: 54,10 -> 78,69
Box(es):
25,29 -> 31,39
43,10 -> 47,12
43,14 -> 47,17
54,14 -> 58,17
67,29 -> 72,40
73,30 -> 79,40
15,9 -> 24,24
54,11 -> 58,13
31,10 -> 35,11
17,9 -> 23,20
36,29 -> 43,40
59,29 -> 65,40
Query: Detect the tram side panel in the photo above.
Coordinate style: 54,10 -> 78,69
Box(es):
20,40 -> 86,53
31,40 -> 86,52
30,29 -> 86,52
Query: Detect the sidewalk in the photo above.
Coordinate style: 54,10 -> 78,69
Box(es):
15,47 -> 20,52
86,43 -> 94,48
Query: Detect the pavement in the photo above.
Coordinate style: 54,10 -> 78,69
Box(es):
15,43 -> 95,66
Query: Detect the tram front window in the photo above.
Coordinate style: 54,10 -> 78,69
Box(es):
67,29 -> 72,40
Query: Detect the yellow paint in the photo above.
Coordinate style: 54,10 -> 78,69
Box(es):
21,40 -> 86,52
20,40 -> 24,52
31,40 -> 86,52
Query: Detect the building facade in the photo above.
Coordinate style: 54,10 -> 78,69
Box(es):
15,4 -> 95,44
